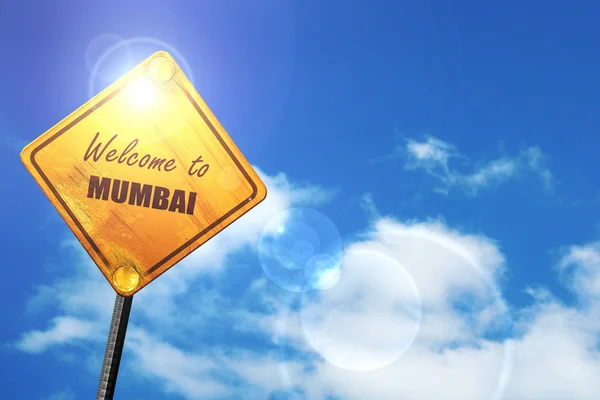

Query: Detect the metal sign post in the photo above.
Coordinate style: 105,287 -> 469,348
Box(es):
96,294 -> 133,400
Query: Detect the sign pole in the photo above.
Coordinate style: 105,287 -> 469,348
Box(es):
96,294 -> 133,400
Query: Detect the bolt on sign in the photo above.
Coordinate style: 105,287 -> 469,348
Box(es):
21,51 -> 267,296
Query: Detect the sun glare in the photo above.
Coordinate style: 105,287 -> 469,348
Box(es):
125,77 -> 156,110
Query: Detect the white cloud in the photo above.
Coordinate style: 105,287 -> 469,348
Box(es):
16,316 -> 101,353
401,136 -> 556,195
558,242 -> 600,301
406,136 -> 457,166
126,329 -> 231,399
222,351 -> 308,394
358,192 -> 380,220
125,327 -> 310,399
504,301 -> 600,400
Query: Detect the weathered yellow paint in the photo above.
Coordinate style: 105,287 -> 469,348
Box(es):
21,51 -> 267,296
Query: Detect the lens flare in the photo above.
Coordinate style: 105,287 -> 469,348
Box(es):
258,208 -> 344,292
85,33 -> 133,83
304,254 -> 341,290
125,77 -> 156,110
85,37 -> 196,141
87,36 -> 195,103
300,248 -> 422,371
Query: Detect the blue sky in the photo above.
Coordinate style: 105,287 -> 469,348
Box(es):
2,1 -> 600,399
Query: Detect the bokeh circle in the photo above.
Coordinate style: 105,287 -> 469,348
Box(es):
258,208 -> 344,293
299,248 -> 422,371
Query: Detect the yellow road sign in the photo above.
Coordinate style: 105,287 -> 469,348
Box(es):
21,51 -> 267,296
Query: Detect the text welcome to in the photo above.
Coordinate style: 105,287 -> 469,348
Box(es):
83,132 -> 209,216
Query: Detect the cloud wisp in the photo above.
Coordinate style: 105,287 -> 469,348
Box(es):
389,135 -> 556,196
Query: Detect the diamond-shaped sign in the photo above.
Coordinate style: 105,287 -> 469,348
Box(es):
21,51 -> 267,296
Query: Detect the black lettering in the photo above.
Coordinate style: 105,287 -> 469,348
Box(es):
118,139 -> 138,163
106,149 -> 118,162
188,155 -> 209,177
87,176 -> 197,215
188,155 -> 202,175
82,132 -> 181,174
87,175 -> 111,200
111,179 -> 129,203
152,186 -> 170,210
197,164 -> 209,177
128,182 -> 152,207
126,153 -> 139,166
83,132 -> 117,162
168,190 -> 186,213
164,159 -> 176,172
148,157 -> 167,171
139,154 -> 151,167
186,192 -> 197,215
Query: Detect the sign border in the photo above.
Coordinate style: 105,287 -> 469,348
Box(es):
28,80 -> 259,277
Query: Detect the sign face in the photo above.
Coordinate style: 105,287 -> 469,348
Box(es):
21,51 -> 267,296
